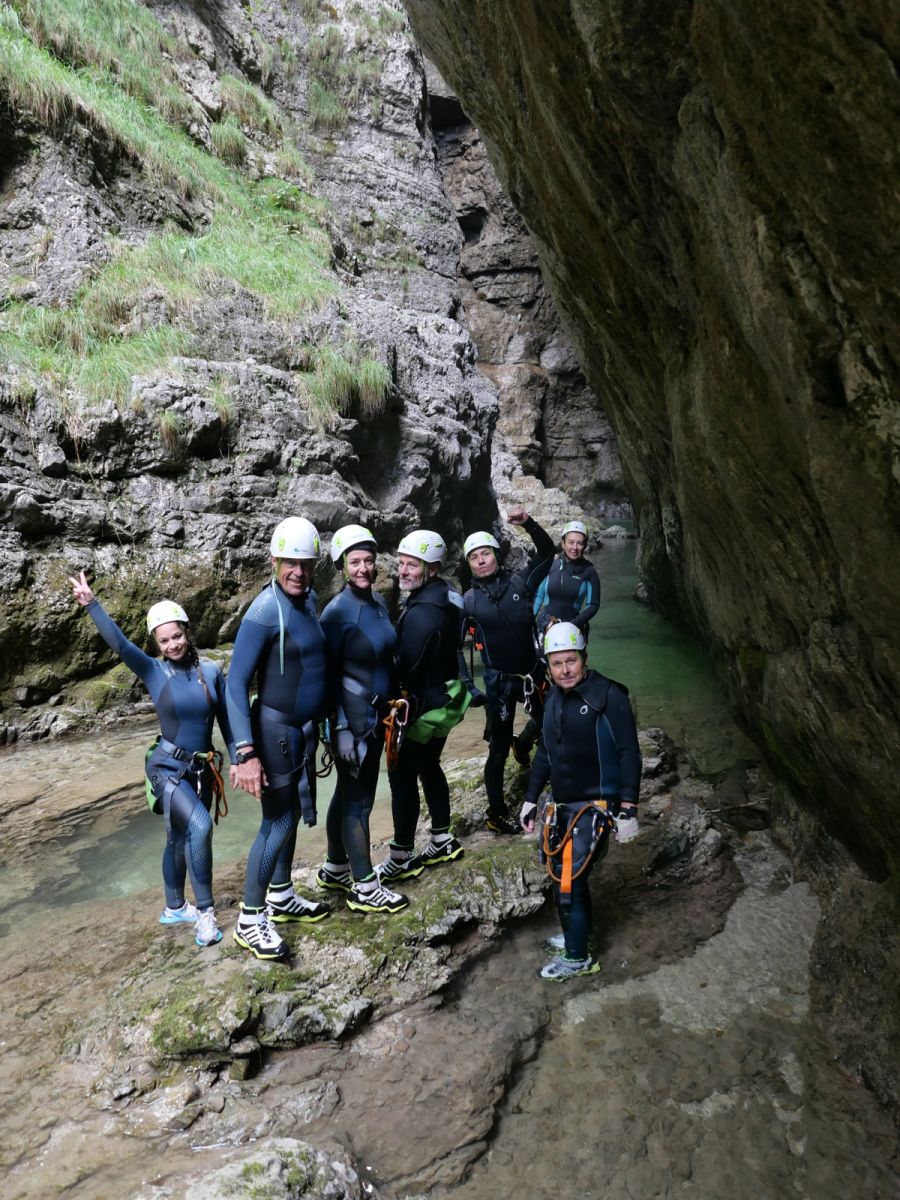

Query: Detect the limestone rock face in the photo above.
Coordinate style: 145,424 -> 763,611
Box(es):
0,0 -> 498,732
400,0 -> 900,884
425,63 -> 626,518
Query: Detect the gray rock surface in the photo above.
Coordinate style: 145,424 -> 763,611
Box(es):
425,62 -> 627,518
399,0 -> 900,885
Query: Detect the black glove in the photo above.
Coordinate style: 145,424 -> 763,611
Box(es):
335,729 -> 359,768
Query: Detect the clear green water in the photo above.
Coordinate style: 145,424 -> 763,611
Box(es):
0,543 -> 753,925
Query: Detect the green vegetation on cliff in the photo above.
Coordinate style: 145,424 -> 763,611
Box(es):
0,0 -> 389,430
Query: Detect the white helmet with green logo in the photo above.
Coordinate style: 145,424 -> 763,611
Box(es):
561,520 -> 588,539
270,517 -> 320,559
147,600 -> 189,635
543,622 -> 586,654
397,529 -> 447,564
330,523 -> 377,564
463,531 -> 501,558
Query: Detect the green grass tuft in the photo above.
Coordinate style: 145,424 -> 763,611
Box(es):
210,113 -> 247,164
157,407 -> 186,451
220,72 -> 281,135
307,79 -> 347,132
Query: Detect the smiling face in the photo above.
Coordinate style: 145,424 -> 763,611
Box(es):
273,556 -> 316,598
398,553 -> 427,592
547,648 -> 587,690
154,621 -> 189,661
345,548 -> 377,590
467,546 -> 499,579
562,532 -> 587,562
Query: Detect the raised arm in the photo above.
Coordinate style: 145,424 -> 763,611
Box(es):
70,570 -> 157,683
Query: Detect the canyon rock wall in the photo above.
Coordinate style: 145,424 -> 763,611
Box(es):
401,0 -> 900,889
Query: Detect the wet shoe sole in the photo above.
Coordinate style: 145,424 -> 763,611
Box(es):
540,961 -> 601,981
377,862 -> 425,881
316,876 -> 353,893
421,847 -> 465,868
345,897 -> 410,914
232,929 -> 288,960
268,908 -> 330,924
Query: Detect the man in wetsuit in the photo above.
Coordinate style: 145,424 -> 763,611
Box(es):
520,622 -> 641,980
227,516 -> 330,960
460,508 -> 554,833
377,529 -> 468,882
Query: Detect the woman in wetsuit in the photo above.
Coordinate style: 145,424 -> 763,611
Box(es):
532,520 -> 601,636
69,572 -> 236,947
317,524 -> 408,914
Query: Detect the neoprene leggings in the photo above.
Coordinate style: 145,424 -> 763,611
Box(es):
325,730 -> 383,879
243,715 -> 307,907
484,704 -> 516,816
149,760 -> 214,911
550,812 -> 609,960
389,735 -> 450,847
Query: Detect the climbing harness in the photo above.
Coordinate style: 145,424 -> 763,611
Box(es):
382,697 -> 410,771
542,798 -> 615,904
144,736 -> 228,827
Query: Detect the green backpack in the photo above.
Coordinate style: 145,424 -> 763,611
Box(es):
405,678 -> 473,744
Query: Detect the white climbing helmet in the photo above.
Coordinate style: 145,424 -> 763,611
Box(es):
270,517 -> 320,559
543,622 -> 586,655
330,523 -> 377,564
561,520 -> 588,540
397,529 -> 447,564
146,600 -> 189,635
463,531 -> 501,558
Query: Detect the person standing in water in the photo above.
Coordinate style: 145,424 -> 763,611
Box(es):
377,529 -> 469,882
227,517 -> 330,961
520,622 -> 641,981
69,573 -> 235,948
316,524 -> 409,914
460,507 -> 554,833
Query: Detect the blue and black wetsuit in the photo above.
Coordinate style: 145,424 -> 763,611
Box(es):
226,581 -> 328,907
526,670 -> 641,959
460,519 -> 554,817
390,577 -> 465,846
83,600 -> 236,911
320,584 -> 397,881
532,555 -> 601,634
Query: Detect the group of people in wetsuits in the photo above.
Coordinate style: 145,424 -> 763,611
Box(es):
70,504 -> 641,981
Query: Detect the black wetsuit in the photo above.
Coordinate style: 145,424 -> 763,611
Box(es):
390,576 -> 465,846
84,600 -> 236,911
526,670 -> 641,958
320,583 -> 397,880
533,554 -> 601,633
226,581 -> 328,907
460,519 -> 554,817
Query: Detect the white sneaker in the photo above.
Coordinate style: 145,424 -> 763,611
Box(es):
346,880 -> 409,914
265,889 -> 330,924
540,956 -> 601,981
195,908 -> 222,947
546,932 -> 566,952
233,911 -> 287,960
159,901 -> 199,925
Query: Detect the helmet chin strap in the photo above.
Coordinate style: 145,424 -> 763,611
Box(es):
270,574 -> 286,676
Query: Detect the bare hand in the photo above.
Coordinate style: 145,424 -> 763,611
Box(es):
506,507 -> 529,526
69,569 -> 95,607
234,758 -> 267,800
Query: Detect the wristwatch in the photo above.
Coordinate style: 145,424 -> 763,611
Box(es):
236,748 -> 259,765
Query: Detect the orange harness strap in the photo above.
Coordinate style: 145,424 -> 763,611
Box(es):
542,800 -> 611,892
382,698 -> 410,771
194,749 -> 228,824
